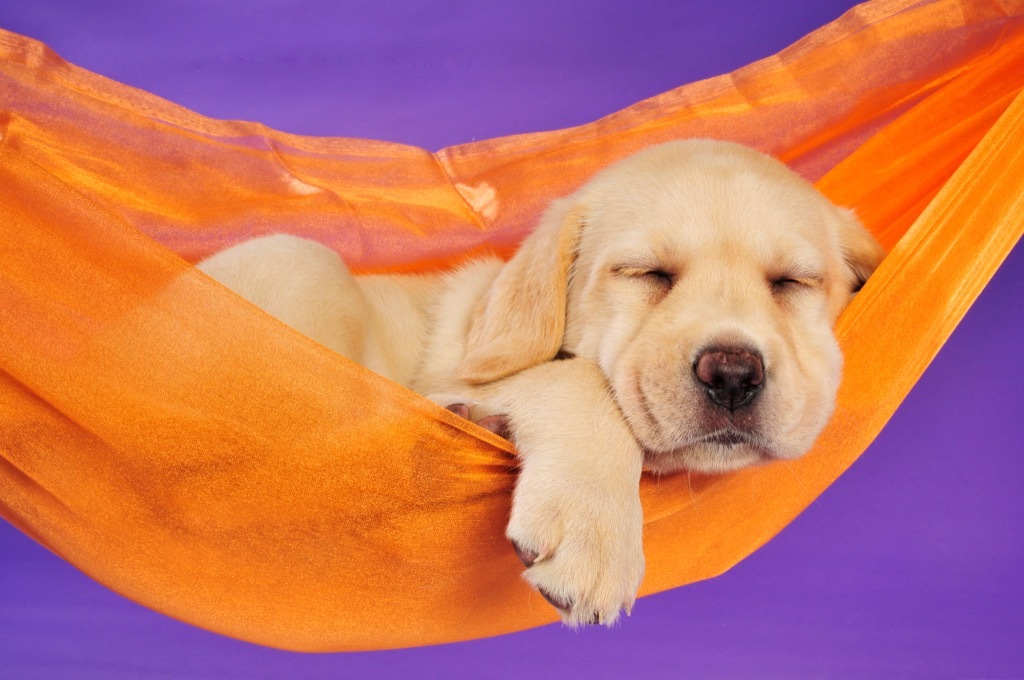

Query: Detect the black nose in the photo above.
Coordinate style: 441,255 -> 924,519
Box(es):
694,347 -> 764,412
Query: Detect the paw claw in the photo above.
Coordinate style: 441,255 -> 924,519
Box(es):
538,588 -> 572,612
512,541 -> 538,567
512,540 -> 552,569
477,414 -> 510,439
444,403 -> 471,419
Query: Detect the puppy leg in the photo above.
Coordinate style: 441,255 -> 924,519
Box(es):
197,234 -> 368,361
472,357 -> 646,626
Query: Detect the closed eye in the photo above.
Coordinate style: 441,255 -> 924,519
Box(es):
769,274 -> 823,295
771,277 -> 801,292
643,269 -> 674,287
614,265 -> 676,288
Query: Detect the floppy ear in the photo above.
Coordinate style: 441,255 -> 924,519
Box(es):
834,207 -> 886,293
458,199 -> 585,385
826,207 -> 886,321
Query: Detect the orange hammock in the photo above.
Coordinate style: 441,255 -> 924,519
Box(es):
1,0 -> 1023,653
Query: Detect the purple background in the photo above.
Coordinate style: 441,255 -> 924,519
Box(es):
2,1 -> 1022,677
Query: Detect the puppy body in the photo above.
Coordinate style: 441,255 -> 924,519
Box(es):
197,234 -> 458,387
198,140 -> 884,626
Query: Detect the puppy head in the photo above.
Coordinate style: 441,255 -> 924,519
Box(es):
461,139 -> 885,474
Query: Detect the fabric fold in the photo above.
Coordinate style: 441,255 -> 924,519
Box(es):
1,0 -> 1023,652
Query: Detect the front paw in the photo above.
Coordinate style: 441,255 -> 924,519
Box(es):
506,477 -> 645,627
429,394 -> 511,438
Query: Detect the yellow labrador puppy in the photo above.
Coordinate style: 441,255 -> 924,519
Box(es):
198,139 -> 884,627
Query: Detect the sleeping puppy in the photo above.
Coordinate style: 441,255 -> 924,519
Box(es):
198,139 -> 885,627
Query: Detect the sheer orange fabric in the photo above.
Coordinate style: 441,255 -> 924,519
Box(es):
1,0 -> 1022,652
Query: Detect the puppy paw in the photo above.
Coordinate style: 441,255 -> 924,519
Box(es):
506,477 -> 645,627
431,394 -> 511,438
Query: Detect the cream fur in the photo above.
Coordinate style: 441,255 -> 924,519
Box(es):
197,139 -> 884,627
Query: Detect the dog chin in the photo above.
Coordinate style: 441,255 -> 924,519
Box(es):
642,438 -> 774,475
